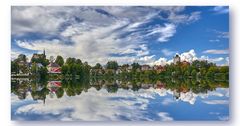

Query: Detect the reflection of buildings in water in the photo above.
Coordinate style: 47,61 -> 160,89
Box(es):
12,77 -> 227,105
17,88 -> 28,100
179,86 -> 189,93
141,83 -> 154,89
152,81 -> 168,96
115,80 -> 122,86
32,92 -> 45,102
92,85 -> 101,91
171,78 -> 176,83
127,84 -> 133,89
154,88 -> 168,96
154,81 -> 166,89
35,85 -> 45,92
47,81 -> 61,88
11,78 -> 30,81
173,90 -> 181,99
12,79 -> 31,100
89,79 -> 201,95
47,81 -> 62,98
173,90 -> 197,104
179,91 -> 197,105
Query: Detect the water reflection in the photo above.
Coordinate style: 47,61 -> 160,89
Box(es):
11,78 -> 229,121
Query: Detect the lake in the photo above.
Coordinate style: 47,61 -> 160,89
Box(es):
11,78 -> 229,121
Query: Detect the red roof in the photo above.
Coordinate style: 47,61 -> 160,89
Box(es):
47,81 -> 62,93
48,81 -> 62,87
48,67 -> 61,73
48,62 -> 60,67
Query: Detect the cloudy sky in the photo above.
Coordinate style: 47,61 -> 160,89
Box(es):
11,6 -> 229,66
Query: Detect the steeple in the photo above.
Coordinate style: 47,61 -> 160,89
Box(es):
43,49 -> 45,56
173,54 -> 181,64
43,49 -> 46,59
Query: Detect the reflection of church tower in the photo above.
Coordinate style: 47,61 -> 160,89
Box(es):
43,98 -> 46,105
173,90 -> 180,100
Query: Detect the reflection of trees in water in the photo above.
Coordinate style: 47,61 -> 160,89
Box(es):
11,79 -> 31,100
11,77 -> 228,103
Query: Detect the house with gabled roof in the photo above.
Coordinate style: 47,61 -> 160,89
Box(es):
47,62 -> 61,73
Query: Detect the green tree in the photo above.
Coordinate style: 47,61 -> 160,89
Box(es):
61,65 -> 69,75
184,70 -> 190,77
219,66 -> 229,73
11,61 -> 19,74
121,64 -> 129,68
38,67 -> 48,79
55,88 -> 64,98
17,54 -> 27,62
31,62 -> 37,74
94,63 -> 102,69
76,59 -> 82,65
55,55 -> 64,66
106,61 -> 118,70
191,69 -> 197,77
31,54 -> 49,67
66,57 -> 76,65
131,62 -> 141,70
206,71 -> 214,78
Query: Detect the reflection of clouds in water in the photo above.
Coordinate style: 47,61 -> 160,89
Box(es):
153,88 -> 168,96
157,112 -> 173,121
161,98 -> 175,105
11,88 -> 229,121
179,91 -> 197,105
11,92 -> 32,101
199,88 -> 229,99
209,112 -> 229,121
202,100 -> 228,105
150,88 -> 196,105
13,87 -> 172,121
11,92 -> 34,106
209,112 -> 220,115
218,116 -> 229,121
157,88 -> 229,105
198,88 -> 229,108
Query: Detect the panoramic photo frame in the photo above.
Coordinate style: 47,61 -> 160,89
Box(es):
11,6 -> 229,121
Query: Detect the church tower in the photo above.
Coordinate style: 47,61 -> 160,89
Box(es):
43,49 -> 46,58
173,54 -> 181,64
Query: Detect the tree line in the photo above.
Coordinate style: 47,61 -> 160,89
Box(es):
11,54 -> 229,81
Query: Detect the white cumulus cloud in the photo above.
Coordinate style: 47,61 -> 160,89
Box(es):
203,49 -> 229,54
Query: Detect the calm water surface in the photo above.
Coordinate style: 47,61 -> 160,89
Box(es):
11,78 -> 229,121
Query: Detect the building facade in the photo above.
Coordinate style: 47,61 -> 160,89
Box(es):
173,54 -> 181,64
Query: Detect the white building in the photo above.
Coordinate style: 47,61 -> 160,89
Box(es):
173,54 -> 181,64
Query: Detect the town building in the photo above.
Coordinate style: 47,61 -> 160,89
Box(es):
173,54 -> 181,64
153,65 -> 165,73
141,65 -> 151,71
128,65 -> 133,70
36,63 -> 43,68
116,69 -> 122,74
47,62 -> 61,73
32,49 -> 46,60
181,60 -> 190,67
18,60 -> 27,66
